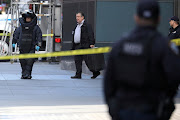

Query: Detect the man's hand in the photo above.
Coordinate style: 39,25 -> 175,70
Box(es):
90,45 -> 95,48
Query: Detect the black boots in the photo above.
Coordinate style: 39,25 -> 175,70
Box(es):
21,74 -> 32,79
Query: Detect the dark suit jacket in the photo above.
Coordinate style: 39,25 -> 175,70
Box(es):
72,21 -> 95,50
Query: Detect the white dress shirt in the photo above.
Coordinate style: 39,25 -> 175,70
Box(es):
74,20 -> 85,44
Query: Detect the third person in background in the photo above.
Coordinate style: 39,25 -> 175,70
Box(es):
168,16 -> 180,40
168,16 -> 180,51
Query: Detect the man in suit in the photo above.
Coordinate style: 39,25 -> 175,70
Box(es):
71,12 -> 100,79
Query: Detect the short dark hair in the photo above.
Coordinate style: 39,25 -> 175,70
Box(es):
76,12 -> 85,18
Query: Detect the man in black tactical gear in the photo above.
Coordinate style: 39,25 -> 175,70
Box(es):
104,0 -> 180,120
13,10 -> 42,79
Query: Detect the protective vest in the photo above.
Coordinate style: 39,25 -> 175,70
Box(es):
21,25 -> 34,53
114,32 -> 156,89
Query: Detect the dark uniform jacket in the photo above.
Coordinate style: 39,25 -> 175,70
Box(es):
104,26 -> 180,119
168,25 -> 180,40
71,21 -> 95,50
13,16 -> 42,52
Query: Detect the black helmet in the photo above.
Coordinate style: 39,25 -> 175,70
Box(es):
22,9 -> 36,19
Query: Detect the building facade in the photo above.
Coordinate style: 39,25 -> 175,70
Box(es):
62,0 -> 178,50
61,0 -> 178,71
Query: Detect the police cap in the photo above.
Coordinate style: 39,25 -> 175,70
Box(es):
137,0 -> 160,20
170,16 -> 179,22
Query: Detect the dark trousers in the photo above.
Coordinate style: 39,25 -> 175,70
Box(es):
20,49 -> 35,76
109,106 -> 158,120
74,44 -> 99,76
108,98 -> 159,120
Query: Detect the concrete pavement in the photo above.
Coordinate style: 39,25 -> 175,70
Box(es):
0,62 -> 178,120
0,62 -> 111,120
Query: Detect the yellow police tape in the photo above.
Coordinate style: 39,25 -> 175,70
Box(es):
171,39 -> 180,46
0,33 -> 54,37
42,34 -> 54,37
0,47 -> 112,60
0,33 -> 11,36
0,38 -> 178,60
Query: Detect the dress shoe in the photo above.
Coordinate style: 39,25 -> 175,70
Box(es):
71,75 -> 81,79
91,72 -> 100,79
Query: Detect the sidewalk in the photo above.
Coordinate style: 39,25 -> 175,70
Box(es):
0,62 -> 178,120
0,62 -> 110,120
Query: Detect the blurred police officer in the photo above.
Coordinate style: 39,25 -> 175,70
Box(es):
168,16 -> 180,40
12,10 -> 42,79
104,0 -> 180,120
71,12 -> 100,79
168,16 -> 180,52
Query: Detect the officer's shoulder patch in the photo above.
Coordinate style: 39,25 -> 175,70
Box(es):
123,42 -> 143,55
169,42 -> 179,55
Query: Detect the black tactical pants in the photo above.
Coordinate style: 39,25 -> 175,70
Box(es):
20,49 -> 35,76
